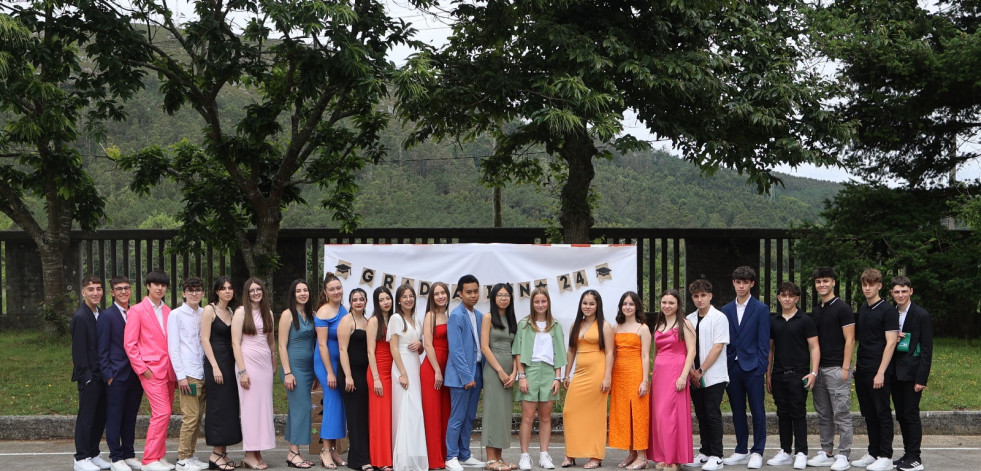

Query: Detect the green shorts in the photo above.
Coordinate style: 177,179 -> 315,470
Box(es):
516,361 -> 559,402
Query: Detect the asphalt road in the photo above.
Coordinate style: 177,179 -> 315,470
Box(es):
2,435 -> 978,471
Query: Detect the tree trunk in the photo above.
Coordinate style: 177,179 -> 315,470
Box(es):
558,131 -> 598,244
37,233 -> 73,334
493,186 -> 503,227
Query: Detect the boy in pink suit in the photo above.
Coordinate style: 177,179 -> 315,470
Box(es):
124,269 -> 177,471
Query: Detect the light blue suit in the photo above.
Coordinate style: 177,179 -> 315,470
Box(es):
444,302 -> 483,461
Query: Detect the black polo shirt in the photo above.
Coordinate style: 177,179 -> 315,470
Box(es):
810,297 -> 855,368
856,298 -> 900,374
770,310 -> 818,374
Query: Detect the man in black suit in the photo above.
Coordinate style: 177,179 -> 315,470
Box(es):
72,274 -> 110,471
889,276 -> 933,471
98,276 -> 145,471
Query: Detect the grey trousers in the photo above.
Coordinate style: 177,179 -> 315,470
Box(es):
812,366 -> 853,457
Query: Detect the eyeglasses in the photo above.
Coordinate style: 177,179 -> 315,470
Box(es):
185,289 -> 204,294
112,286 -> 132,292
249,288 -> 263,294
496,293 -> 511,298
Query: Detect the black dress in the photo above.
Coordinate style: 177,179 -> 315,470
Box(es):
205,313 -> 243,446
343,327 -> 370,469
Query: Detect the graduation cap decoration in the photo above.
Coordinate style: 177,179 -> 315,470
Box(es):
335,260 -> 352,279
535,279 -> 548,288
596,263 -> 613,281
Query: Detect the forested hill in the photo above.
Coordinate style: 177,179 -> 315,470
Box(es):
19,77 -> 842,231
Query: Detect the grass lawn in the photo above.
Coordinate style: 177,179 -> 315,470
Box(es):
1,331 -> 977,415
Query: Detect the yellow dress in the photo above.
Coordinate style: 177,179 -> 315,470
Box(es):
563,321 -> 609,458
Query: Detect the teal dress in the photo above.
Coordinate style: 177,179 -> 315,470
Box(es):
282,312 -> 317,445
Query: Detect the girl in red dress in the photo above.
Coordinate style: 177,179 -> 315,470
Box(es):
421,282 -> 452,469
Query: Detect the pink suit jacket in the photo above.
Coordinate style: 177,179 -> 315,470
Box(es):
123,297 -> 177,382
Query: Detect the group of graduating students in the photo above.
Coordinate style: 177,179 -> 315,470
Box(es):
70,264 -> 933,471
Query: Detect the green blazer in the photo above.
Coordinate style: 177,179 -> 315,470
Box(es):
512,317 -> 567,368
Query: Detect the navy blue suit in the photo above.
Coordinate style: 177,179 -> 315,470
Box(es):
722,295 -> 770,455
97,304 -> 144,462
71,303 -> 107,461
444,302 -> 483,461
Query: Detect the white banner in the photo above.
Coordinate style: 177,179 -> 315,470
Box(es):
323,243 -> 638,341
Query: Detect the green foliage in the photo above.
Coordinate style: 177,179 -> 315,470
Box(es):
396,0 -> 852,242
96,0 -> 423,283
807,0 -> 981,185
795,184 -> 981,337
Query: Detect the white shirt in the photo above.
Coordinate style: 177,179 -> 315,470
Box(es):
736,297 -> 748,325
898,303 -> 910,330
115,302 -> 128,322
687,306 -> 730,387
167,303 -> 205,380
467,307 -> 481,362
531,321 -> 554,364
151,299 -> 165,331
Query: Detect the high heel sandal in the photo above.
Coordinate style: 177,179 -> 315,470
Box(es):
328,447 -> 347,467
320,451 -> 337,469
209,453 -> 236,471
583,460 -> 602,469
287,451 -> 314,469
242,459 -> 269,470
561,458 -> 576,468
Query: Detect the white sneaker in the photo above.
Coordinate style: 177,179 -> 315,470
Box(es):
767,451 -> 792,466
793,453 -> 807,470
748,453 -> 764,469
831,455 -> 851,471
123,459 -> 143,470
176,459 -> 202,471
111,461 -> 133,471
723,453 -> 750,466
76,458 -> 101,471
540,453 -> 555,470
159,460 -> 176,470
702,457 -> 724,471
143,461 -> 175,471
807,452 -> 835,467
446,458 -> 464,471
851,455 -> 876,468
460,457 -> 486,468
517,454 -> 532,470
188,457 -> 207,469
686,454 -> 709,468
91,456 -> 113,470
865,458 -> 894,471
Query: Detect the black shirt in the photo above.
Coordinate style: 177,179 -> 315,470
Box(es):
811,297 -> 855,368
856,299 -> 900,374
770,310 -> 818,374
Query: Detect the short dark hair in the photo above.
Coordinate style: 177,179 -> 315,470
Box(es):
891,276 -> 912,289
688,279 -> 713,295
731,266 -> 757,282
812,266 -> 837,281
777,281 -> 801,297
181,276 -> 204,291
81,274 -> 103,288
145,269 -> 170,287
456,274 -> 479,294
109,276 -> 130,289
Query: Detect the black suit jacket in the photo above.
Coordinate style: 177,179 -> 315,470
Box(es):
892,302 -> 933,385
97,304 -> 134,382
71,303 -> 102,385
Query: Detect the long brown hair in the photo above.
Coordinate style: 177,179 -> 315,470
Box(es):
394,284 -> 416,333
568,290 -> 607,351
372,286 -> 393,341
426,282 -> 450,334
241,277 -> 273,336
318,272 -> 341,308
655,289 -> 689,343
616,291 -> 647,325
526,286 -> 555,332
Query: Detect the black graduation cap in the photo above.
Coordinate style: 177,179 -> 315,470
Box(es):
335,263 -> 352,275
535,280 -> 547,288
596,267 -> 613,277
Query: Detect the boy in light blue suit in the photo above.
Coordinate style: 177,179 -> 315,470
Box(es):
444,275 -> 486,471
721,266 -> 771,469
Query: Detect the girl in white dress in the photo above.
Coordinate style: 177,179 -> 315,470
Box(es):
389,310 -> 428,471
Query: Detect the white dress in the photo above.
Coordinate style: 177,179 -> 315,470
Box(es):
387,314 -> 429,471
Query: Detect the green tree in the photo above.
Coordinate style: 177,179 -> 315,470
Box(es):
396,0 -> 851,243
0,2 -> 144,331
106,0 -> 418,287
808,0 -> 981,185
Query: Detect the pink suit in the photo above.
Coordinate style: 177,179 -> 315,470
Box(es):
124,297 -> 176,465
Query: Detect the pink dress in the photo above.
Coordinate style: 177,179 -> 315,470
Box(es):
647,327 -> 693,465
238,309 -> 276,451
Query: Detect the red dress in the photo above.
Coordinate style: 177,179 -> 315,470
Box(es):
420,323 -> 451,467
368,337 -> 393,468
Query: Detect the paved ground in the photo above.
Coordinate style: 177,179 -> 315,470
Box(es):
2,435 -> 979,471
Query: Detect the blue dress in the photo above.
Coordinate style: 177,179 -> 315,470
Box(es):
314,305 -> 347,440
282,312 -> 317,445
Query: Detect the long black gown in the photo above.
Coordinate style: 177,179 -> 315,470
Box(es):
205,314 -> 243,446
342,327 -> 370,469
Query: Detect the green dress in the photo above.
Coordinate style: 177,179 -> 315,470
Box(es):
481,323 -> 516,448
